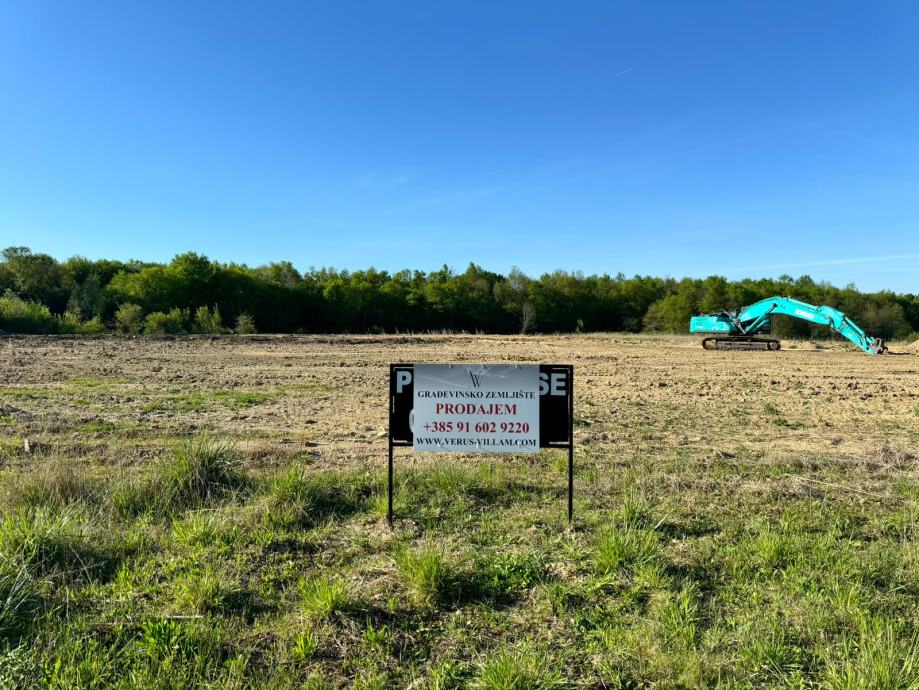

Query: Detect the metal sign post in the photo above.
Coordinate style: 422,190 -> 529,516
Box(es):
387,363 -> 574,527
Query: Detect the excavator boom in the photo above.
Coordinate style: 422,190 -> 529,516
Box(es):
689,296 -> 887,354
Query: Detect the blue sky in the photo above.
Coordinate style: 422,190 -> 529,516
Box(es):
1,1 -> 917,292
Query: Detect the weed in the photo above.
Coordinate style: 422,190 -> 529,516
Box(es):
292,628 -> 319,662
477,550 -> 543,598
361,622 -> 392,652
0,643 -> 38,689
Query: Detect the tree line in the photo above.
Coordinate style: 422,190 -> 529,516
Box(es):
0,246 -> 916,340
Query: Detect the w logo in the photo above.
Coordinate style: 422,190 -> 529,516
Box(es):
469,371 -> 483,388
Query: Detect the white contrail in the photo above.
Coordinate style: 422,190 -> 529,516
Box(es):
730,253 -> 919,273
604,68 -> 634,80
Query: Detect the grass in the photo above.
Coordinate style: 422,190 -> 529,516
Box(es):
0,335 -> 916,688
823,620 -> 919,690
114,437 -> 247,515
1,459 -> 103,510
594,525 -> 660,575
0,445 -> 913,689
0,557 -> 39,641
261,464 -> 371,529
0,507 -> 95,577
471,648 -> 568,690
299,576 -> 352,620
395,544 -> 453,607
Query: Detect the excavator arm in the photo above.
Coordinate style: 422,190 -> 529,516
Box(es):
690,296 -> 887,354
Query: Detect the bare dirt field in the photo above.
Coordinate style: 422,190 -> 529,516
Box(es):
0,334 -> 916,688
3,334 -> 917,473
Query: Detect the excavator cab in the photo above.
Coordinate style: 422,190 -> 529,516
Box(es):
690,311 -> 780,350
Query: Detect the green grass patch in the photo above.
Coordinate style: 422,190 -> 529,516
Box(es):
212,389 -> 270,409
472,647 -> 568,689
299,576 -> 353,620
114,437 -> 247,516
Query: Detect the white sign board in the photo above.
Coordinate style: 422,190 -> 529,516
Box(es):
413,364 -> 540,453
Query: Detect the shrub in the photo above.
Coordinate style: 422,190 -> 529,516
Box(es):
144,308 -> 188,335
114,303 -> 143,334
57,312 -> 106,334
235,312 -> 256,334
80,316 -> 106,334
193,305 -> 225,334
0,291 -> 56,334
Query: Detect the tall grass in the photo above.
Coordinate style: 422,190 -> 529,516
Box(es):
115,437 -> 246,515
395,545 -> 453,608
0,508 -> 91,577
262,465 -> 369,529
823,620 -> 919,690
0,557 -> 39,640
1,458 -> 102,511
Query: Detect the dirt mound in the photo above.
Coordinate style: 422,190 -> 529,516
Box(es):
905,339 -> 919,354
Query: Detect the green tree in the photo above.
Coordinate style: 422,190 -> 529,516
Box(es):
1,247 -> 66,312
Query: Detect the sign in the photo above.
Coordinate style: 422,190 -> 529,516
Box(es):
412,364 -> 540,453
388,363 -> 574,524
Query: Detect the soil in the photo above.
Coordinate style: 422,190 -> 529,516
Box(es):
1,334 -> 916,488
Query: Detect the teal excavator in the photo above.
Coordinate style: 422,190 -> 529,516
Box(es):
689,296 -> 887,354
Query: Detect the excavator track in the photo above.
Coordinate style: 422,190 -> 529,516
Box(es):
701,337 -> 780,351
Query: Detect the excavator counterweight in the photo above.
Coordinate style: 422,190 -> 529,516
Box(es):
689,297 -> 887,355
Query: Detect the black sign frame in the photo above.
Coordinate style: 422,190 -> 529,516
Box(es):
387,363 -> 574,526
